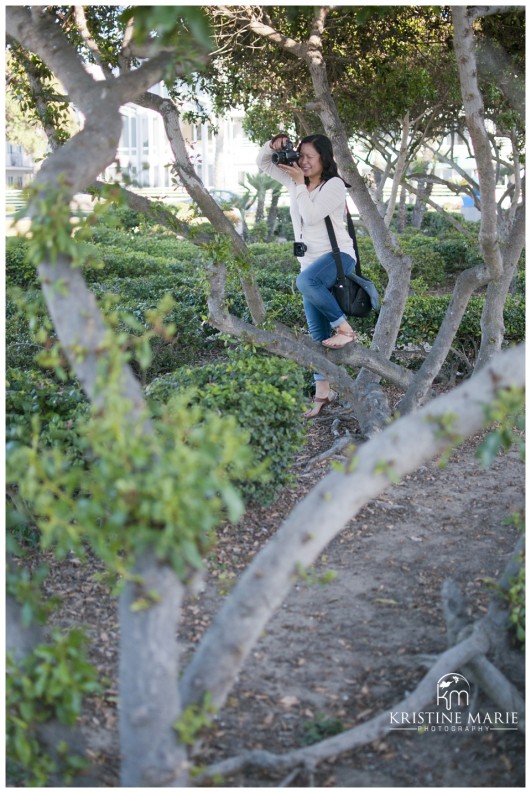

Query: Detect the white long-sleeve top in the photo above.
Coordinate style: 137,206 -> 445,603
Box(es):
256,141 -> 355,270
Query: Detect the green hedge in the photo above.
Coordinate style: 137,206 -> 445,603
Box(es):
5,225 -> 526,381
147,352 -> 307,504
6,294 -> 42,370
85,226 -> 203,264
6,368 -> 88,453
346,292 -> 524,350
6,238 -> 37,288
7,350 -> 308,508
398,294 -> 525,346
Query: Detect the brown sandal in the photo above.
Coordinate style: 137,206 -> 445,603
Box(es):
322,328 -> 356,349
303,389 -> 338,419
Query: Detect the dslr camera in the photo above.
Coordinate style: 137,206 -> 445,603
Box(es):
272,140 -> 300,166
293,241 -> 307,257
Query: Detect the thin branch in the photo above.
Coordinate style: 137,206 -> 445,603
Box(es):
217,5 -> 307,59
7,6 -> 97,109
453,7 -> 503,278
300,432 -> 354,469
73,6 -> 114,79
423,142 -> 480,195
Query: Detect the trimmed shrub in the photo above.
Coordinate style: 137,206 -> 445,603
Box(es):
146,351 -> 307,504
6,238 -> 37,288
353,237 -> 388,293
263,292 -> 307,328
420,211 -> 464,236
83,248 -> 175,283
6,295 -> 39,370
433,235 -> 483,273
398,294 -> 525,347
6,368 -> 88,453
502,296 -> 525,342
399,232 -> 447,287
6,289 -> 56,371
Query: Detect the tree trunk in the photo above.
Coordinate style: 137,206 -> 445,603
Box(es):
384,112 -> 410,227
475,206 -> 525,370
254,190 -> 266,224
411,176 -> 433,228
266,188 -> 281,241
119,552 -> 189,787
397,263 -> 492,413
372,166 -> 387,217
397,184 -> 408,232
452,7 -> 504,283
5,12 -> 208,786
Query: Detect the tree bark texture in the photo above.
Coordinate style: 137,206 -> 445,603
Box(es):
476,206 -> 525,370
119,552 -> 189,787
452,7 -> 504,282
411,176 -> 433,228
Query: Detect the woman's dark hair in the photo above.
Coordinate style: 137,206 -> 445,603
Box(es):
298,134 -> 347,184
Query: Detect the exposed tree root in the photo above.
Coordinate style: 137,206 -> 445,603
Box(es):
194,628 -> 490,783
298,432 -> 355,470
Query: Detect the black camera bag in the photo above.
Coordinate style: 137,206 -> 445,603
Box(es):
325,210 -> 379,318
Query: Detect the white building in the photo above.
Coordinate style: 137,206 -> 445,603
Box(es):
6,143 -> 34,188
101,83 -> 260,199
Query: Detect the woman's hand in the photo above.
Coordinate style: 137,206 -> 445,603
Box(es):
270,133 -> 305,184
270,133 -> 289,151
276,160 -> 305,185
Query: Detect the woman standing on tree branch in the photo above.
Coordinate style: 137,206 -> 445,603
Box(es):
257,132 -> 357,418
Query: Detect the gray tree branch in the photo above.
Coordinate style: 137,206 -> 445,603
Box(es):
136,90 -> 267,326
180,343 -> 524,714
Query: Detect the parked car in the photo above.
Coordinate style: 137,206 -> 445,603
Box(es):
177,189 -> 239,208
210,189 -> 239,207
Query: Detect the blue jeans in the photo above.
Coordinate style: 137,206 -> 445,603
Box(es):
296,251 -> 356,381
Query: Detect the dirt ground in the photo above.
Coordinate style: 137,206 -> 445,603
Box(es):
38,395 -> 525,788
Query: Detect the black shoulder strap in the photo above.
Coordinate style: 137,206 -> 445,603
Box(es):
324,208 -> 362,280
345,207 -> 361,275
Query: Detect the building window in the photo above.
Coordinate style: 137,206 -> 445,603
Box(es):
232,121 -> 244,140
142,117 -> 149,156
